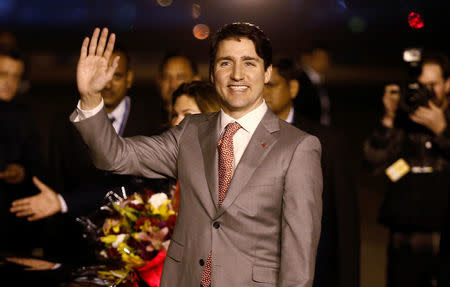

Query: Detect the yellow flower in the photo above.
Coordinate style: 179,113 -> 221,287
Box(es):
150,200 -> 176,221
100,235 -> 118,245
117,242 -> 146,268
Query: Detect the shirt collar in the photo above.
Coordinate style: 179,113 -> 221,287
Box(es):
302,65 -> 322,85
219,100 -> 268,136
108,96 -> 129,122
285,107 -> 295,124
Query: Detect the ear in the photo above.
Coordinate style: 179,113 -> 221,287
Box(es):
210,73 -> 215,84
289,79 -> 299,100
126,70 -> 134,89
445,77 -> 450,94
264,65 -> 272,84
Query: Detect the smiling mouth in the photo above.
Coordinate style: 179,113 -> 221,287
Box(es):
228,85 -> 249,91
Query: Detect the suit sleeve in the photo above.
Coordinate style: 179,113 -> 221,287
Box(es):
279,135 -> 323,287
71,107 -> 188,179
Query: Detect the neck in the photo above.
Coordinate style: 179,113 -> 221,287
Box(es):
105,105 -> 116,114
276,105 -> 292,121
222,99 -> 264,119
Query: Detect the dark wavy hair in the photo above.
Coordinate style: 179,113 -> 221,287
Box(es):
171,81 -> 220,113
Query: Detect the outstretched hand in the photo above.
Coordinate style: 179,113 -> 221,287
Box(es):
77,27 -> 119,110
10,176 -> 61,221
5,257 -> 57,271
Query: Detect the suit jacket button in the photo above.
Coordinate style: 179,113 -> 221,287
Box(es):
199,259 -> 205,266
213,221 -> 220,229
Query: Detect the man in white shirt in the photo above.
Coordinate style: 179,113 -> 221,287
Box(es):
73,23 -> 322,286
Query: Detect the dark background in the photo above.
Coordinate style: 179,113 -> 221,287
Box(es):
1,0 -> 448,285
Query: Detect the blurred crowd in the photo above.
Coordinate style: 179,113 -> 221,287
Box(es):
1,28 -> 449,287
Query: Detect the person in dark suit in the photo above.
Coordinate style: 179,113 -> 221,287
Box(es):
295,45 -> 332,126
264,57 -> 360,287
0,46 -> 45,255
10,47 -> 166,264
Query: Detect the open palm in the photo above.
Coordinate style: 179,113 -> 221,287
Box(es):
76,28 -> 119,107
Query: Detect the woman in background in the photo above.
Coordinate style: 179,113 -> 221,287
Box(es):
170,81 -> 221,126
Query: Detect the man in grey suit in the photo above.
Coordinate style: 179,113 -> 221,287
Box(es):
72,23 -> 323,287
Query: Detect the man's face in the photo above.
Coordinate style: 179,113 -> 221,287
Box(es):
159,56 -> 195,109
102,51 -> 133,112
311,49 -> 330,75
0,55 -> 24,102
418,62 -> 450,105
264,68 -> 297,117
212,38 -> 272,118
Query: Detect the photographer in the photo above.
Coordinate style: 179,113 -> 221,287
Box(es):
364,53 -> 450,287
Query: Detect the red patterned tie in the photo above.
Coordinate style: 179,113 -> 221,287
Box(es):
201,122 -> 241,287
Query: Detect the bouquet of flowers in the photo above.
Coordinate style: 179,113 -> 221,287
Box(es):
91,187 -> 178,287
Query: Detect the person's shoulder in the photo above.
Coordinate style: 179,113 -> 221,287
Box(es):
278,118 -> 321,150
279,118 -> 310,138
187,112 -> 219,124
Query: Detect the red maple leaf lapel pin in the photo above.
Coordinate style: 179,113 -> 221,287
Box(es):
261,143 -> 267,148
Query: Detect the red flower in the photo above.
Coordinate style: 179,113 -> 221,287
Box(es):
135,216 -> 152,230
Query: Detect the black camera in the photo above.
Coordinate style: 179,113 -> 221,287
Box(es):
394,48 -> 436,133
398,81 -> 435,114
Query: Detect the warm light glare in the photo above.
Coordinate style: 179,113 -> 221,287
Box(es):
193,24 -> 210,40
157,0 -> 173,7
192,4 -> 201,19
408,12 -> 424,29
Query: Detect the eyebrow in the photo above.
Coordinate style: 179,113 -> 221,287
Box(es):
216,56 -> 261,62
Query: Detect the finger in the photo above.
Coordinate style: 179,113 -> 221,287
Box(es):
410,114 -> 425,125
88,27 -> 101,56
32,176 -> 50,193
11,198 -> 30,207
10,205 -> 27,213
80,37 -> 89,60
105,56 -> 120,79
103,32 -> 116,61
28,214 -> 44,222
96,28 -> 109,56
16,210 -> 34,217
428,100 -> 439,110
5,257 -> 29,266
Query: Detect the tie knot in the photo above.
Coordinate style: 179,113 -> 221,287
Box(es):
218,122 -> 241,147
220,122 -> 241,141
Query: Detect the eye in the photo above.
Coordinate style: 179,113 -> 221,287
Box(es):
245,61 -> 256,67
113,73 -> 124,80
219,61 -> 231,67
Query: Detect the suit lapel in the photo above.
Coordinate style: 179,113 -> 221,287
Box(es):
215,110 -> 280,219
198,112 -> 221,212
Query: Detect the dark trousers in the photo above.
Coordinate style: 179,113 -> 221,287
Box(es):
387,231 -> 439,287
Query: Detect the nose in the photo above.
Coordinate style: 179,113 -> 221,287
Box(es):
104,80 -> 112,89
231,64 -> 244,81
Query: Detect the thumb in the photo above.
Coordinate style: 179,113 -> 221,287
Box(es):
428,100 -> 439,110
32,176 -> 52,193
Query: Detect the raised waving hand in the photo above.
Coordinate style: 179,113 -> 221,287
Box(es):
77,27 -> 119,110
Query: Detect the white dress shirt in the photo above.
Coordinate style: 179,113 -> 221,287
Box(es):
219,100 -> 267,172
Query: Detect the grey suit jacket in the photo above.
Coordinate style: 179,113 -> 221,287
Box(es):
72,107 -> 323,287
